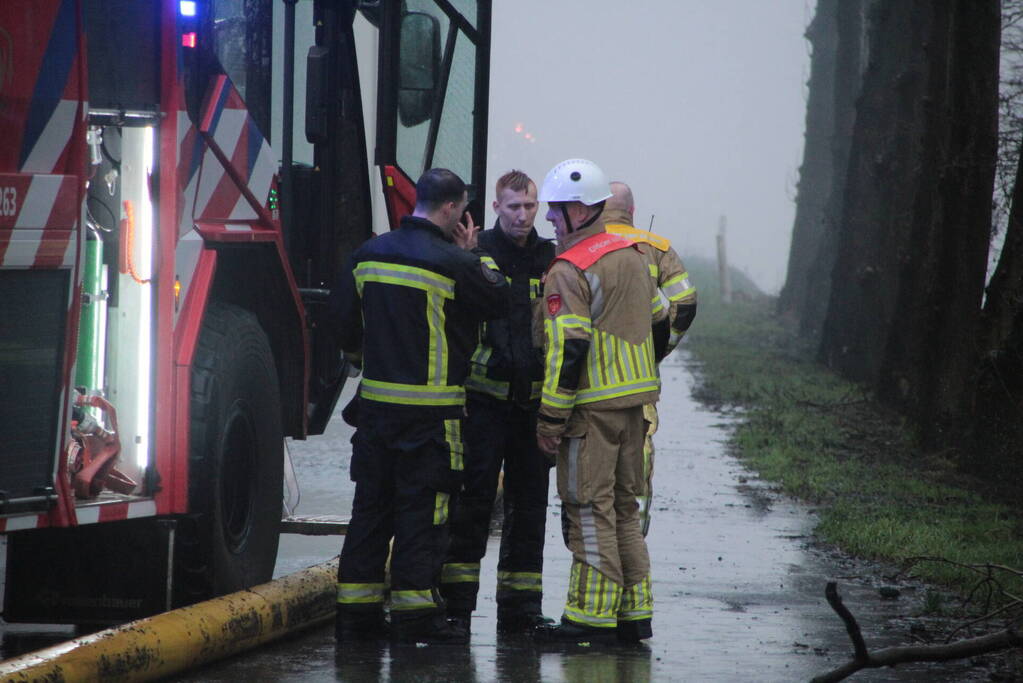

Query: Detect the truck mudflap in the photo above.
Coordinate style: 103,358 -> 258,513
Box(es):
3,517 -> 175,624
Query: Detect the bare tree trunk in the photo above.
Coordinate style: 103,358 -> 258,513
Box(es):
819,1 -> 936,384
984,143 -> 1023,354
877,0 -> 999,441
800,0 -> 867,342
819,0 -> 1000,427
971,140 -> 1023,478
778,0 -> 838,325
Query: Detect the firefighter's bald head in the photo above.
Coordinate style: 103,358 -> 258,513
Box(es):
607,181 -> 635,216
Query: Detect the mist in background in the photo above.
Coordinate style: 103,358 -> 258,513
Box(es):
484,1 -> 812,294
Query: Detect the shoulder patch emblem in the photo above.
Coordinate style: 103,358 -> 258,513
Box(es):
547,293 -> 562,316
480,261 -> 502,284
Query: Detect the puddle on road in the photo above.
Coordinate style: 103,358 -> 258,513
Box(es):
183,355 -> 1003,681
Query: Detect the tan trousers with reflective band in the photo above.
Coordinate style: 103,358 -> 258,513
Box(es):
639,403 -> 658,536
557,405 -> 650,596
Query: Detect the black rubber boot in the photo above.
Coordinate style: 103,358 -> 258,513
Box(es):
392,612 -> 470,644
335,607 -> 390,642
616,618 -> 652,643
531,617 -> 618,645
497,607 -> 555,635
447,609 -> 472,635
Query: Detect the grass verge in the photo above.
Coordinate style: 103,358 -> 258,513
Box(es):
682,258 -> 1023,602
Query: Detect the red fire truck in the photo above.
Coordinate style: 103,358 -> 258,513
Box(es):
0,0 -> 491,624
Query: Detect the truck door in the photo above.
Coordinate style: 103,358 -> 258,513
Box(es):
375,0 -> 491,229
0,0 -> 88,516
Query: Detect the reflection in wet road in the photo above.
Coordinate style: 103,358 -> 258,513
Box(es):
182,353 -> 985,682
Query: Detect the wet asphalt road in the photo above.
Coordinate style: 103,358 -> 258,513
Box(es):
179,353 -> 989,682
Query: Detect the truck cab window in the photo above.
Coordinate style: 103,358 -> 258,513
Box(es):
211,0 -> 272,137
183,0 -> 272,138
270,0 -> 316,168
395,0 -> 479,184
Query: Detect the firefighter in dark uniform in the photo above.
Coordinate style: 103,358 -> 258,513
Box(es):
440,170 -> 556,633
328,168 -> 509,644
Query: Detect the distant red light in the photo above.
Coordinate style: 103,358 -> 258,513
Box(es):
182,32 -> 197,48
514,124 -> 523,133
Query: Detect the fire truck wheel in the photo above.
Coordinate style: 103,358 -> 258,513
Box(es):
179,302 -> 283,604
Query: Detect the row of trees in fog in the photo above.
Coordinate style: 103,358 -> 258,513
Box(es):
779,0 -> 1023,482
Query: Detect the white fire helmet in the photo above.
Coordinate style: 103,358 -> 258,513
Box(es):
538,159 -> 613,206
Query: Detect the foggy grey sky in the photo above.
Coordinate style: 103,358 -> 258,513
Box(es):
484,1 -> 812,294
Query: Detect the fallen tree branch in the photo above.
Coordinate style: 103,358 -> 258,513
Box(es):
901,555 -> 1023,618
825,581 -> 869,661
945,599 -> 1022,642
902,556 -> 1023,584
811,582 -> 1023,682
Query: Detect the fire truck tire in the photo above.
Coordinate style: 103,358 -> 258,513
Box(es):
178,302 -> 283,604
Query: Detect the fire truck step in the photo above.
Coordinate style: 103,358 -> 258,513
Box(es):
279,514 -> 350,536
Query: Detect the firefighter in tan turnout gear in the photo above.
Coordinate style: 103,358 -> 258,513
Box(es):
533,159 -> 669,644
604,181 -> 697,536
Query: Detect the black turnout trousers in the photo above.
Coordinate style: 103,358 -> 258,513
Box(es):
337,412 -> 463,624
441,395 -> 552,615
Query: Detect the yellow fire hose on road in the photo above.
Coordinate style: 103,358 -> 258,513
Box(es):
0,558 -> 338,682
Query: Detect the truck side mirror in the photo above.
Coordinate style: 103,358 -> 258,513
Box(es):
397,11 -> 440,128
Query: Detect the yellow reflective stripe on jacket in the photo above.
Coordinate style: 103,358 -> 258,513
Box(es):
361,379 -> 465,406
529,277 -> 542,299
497,570 -> 542,592
564,560 -> 621,628
604,223 -> 671,252
337,582 -> 387,605
662,271 -> 696,302
652,294 -> 664,316
619,575 -> 653,621
577,378 -> 660,404
530,380 -> 543,400
426,291 -> 448,384
620,336 -> 637,382
441,562 -> 481,584
542,391 -> 575,409
390,589 -> 438,611
648,263 -> 658,279
465,369 -> 510,398
479,254 -> 512,286
466,344 -> 509,398
578,329 -> 659,405
470,342 -> 492,366
355,261 -> 456,388
354,261 -> 455,299
444,418 -> 464,470
541,314 -> 592,411
479,256 -> 512,284
558,314 -> 592,331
